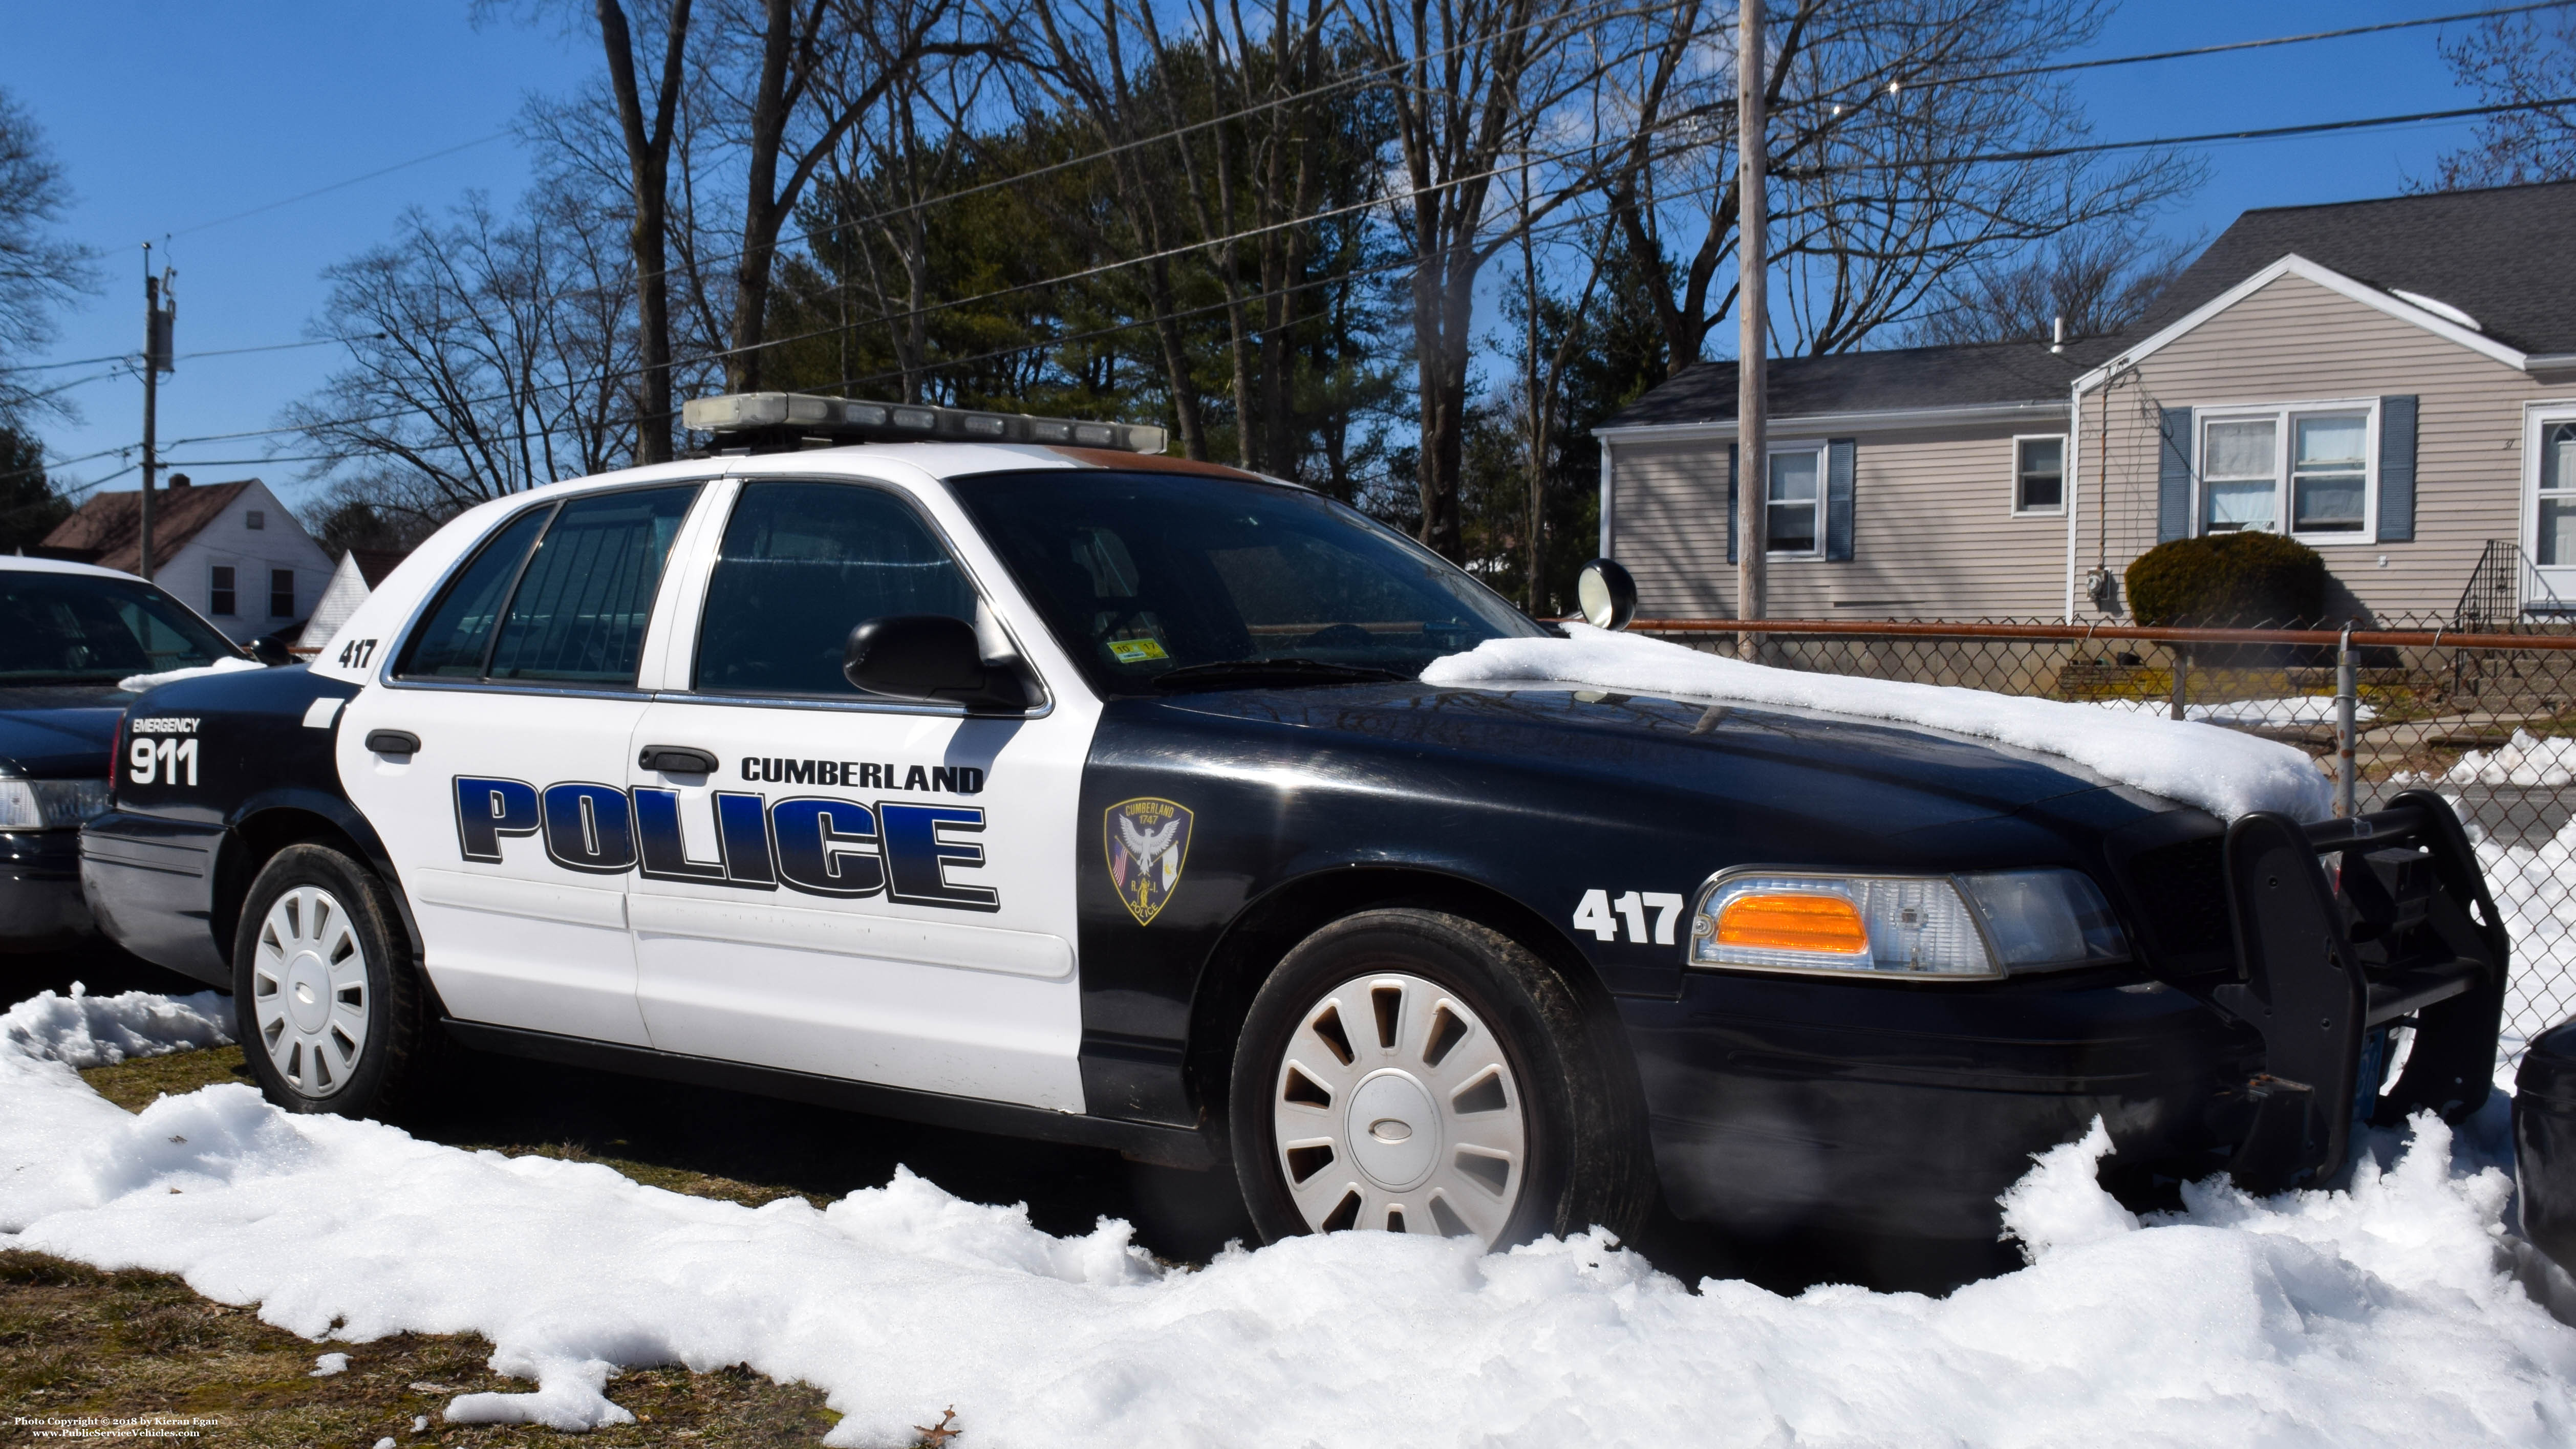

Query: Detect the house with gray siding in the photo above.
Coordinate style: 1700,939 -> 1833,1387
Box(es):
1595,181 -> 2576,624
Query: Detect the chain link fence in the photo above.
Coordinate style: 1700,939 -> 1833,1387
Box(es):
1637,615 -> 2576,1069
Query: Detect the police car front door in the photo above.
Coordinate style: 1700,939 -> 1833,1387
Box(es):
622,477 -> 1092,1112
339,483 -> 706,1048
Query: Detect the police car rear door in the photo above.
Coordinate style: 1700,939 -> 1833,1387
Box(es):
621,469 -> 1097,1112
336,481 -> 714,1047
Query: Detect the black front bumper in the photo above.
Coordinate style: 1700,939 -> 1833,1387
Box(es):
1628,790 -> 2509,1244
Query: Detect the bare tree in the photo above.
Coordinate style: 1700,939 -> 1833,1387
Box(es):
1355,0 -> 1624,558
1607,0 -> 2196,367
1022,0 -> 1220,457
709,0 -> 991,391
1908,223 -> 2191,345
594,0 -> 694,463
284,187 -> 638,529
0,89 -> 99,425
2431,8 -> 2576,188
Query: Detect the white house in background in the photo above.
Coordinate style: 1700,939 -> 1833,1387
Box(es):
39,477 -> 336,643
297,548 -> 411,655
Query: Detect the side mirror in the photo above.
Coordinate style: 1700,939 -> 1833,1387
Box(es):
1575,558 -> 1638,632
245,635 -> 296,666
843,615 -> 1031,712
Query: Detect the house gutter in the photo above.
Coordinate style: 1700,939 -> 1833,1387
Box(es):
1592,398 -> 2069,444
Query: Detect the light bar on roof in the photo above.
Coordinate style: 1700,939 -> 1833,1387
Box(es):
682,391 -> 1168,455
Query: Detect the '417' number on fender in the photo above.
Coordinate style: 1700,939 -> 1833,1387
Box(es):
130,737 -> 199,787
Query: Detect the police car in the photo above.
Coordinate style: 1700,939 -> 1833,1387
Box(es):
78,393 -> 2509,1262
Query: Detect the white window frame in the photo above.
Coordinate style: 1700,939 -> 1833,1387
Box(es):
1764,440 -> 1827,560
2192,398 -> 2380,546
2011,434 -> 2067,517
2523,401 -> 2576,608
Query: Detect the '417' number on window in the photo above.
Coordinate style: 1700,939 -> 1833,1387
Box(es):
130,737 -> 199,787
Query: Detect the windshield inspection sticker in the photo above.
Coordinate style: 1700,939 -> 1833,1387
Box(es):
1106,797 -> 1193,925
1107,636 -> 1168,663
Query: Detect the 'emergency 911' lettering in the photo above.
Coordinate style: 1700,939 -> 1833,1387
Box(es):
452,775 -> 995,912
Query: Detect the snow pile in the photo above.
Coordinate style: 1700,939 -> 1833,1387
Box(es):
2090,695 -> 2378,727
119,654 -> 263,694
1426,625 -> 2334,821
2406,729 -> 2576,789
2,984 -> 232,1070
5,998 -> 2573,1446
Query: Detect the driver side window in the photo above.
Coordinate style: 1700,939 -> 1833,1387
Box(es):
694,480 -> 979,697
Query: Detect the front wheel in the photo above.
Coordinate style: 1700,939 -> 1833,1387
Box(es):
1229,907 -> 1653,1248
233,843 -> 433,1117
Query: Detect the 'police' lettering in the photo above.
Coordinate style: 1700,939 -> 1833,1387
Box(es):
541,783 -> 637,874
454,776 -> 540,861
770,797 -> 885,897
449,779 -> 996,910
881,803 -> 996,911
634,787 -> 725,882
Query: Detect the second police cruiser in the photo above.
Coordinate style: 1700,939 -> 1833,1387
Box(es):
79,393 -> 2510,1273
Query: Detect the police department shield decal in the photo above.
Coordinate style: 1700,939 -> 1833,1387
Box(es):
1106,797 -> 1193,925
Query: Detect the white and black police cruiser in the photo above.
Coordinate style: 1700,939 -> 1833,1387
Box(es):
78,392 -> 2510,1273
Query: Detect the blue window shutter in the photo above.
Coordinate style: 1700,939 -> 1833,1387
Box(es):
2377,395 -> 2418,543
1726,443 -> 1738,565
2157,406 -> 2194,543
1826,438 -> 1856,561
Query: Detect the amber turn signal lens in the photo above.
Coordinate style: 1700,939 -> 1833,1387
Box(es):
1714,892 -> 1870,955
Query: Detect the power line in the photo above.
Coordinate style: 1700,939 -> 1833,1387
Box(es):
1813,94 -> 2576,171
1844,2 -> 2575,96
163,31 -> 2576,459
167,130 -> 516,239
641,1 -> 2576,299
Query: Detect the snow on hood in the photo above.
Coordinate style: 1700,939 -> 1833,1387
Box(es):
1424,625 -> 2335,822
4,989 -> 2572,1446
118,655 -> 262,694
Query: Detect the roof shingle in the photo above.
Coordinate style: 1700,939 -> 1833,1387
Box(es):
39,481 -> 255,574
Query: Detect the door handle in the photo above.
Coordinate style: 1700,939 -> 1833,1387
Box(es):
638,745 -> 719,775
364,729 -> 420,757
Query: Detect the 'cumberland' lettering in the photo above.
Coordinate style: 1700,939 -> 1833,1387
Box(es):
739,758 -> 984,794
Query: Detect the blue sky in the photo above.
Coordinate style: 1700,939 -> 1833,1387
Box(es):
0,0 -> 2531,511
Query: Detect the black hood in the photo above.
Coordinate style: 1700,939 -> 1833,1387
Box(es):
1153,679 -> 2158,838
0,683 -> 130,778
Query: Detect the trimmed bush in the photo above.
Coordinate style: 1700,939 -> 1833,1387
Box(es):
2124,532 -> 2328,629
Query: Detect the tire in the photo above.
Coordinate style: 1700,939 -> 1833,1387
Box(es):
1229,907 -> 1653,1248
232,843 -> 434,1118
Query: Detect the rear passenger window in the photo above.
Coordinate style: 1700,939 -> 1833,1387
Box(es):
695,481 -> 978,697
398,485 -> 700,686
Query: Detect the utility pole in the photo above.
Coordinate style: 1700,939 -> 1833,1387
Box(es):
138,246 -> 175,579
1734,0 -> 1768,661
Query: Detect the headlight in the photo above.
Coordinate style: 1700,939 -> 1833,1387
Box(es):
1687,868 -> 2128,980
0,779 -> 113,830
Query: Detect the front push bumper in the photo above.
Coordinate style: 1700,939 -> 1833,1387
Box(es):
1625,791 -> 2508,1243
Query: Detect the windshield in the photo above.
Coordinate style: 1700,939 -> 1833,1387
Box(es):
948,469 -> 1544,696
0,571 -> 239,686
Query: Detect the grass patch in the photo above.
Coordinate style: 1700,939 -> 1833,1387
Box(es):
80,1043 -> 256,1111
0,1248 -> 854,1446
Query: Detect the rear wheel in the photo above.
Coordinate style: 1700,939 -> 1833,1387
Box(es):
233,844 -> 433,1117
1229,907 -> 1652,1248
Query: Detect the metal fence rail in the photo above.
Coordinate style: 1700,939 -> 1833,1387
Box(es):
1636,615 -> 2576,1064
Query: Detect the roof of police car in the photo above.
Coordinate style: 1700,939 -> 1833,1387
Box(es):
714,441 -> 1273,484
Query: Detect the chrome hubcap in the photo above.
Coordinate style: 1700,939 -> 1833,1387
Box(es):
250,886 -> 368,1098
1271,972 -> 1527,1244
